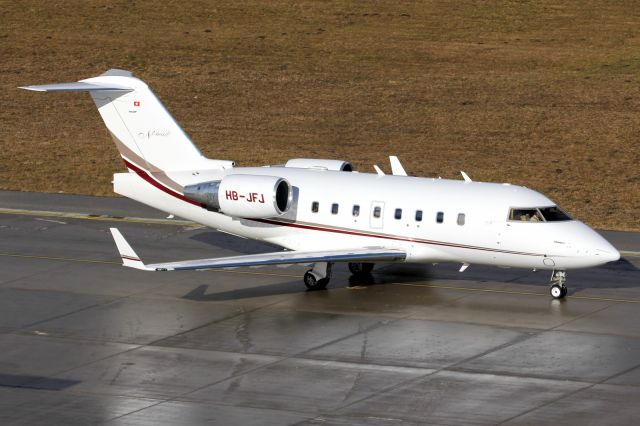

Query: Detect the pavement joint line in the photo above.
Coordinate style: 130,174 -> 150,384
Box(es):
3,273 -> 291,392
323,309 -> 560,417
105,303 -> 410,423
108,284 -> 640,425
324,280 -> 639,420
542,297 -> 622,335
0,207 -> 198,227
494,359 -> 640,425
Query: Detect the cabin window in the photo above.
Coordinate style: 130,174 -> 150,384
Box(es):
415,210 -> 423,222
311,202 -> 319,213
436,211 -> 444,223
373,206 -> 381,218
331,203 -> 339,214
395,208 -> 402,220
352,205 -> 360,217
457,213 -> 466,226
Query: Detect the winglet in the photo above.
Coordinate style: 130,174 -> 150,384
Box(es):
389,156 -> 407,176
109,228 -> 152,270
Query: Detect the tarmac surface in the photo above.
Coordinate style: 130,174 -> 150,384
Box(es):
0,190 -> 639,425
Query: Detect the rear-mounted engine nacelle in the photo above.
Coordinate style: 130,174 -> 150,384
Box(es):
184,174 -> 292,218
285,158 -> 354,171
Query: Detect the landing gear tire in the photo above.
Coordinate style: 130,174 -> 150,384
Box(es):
550,284 -> 567,299
304,271 -> 329,291
549,270 -> 568,299
348,262 -> 375,275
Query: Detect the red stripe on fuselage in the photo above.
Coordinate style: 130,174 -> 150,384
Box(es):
122,159 -> 202,207
122,158 -> 547,258
251,218 -> 544,257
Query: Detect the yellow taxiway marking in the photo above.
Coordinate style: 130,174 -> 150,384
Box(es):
0,252 -> 118,265
0,252 -> 299,278
0,207 -> 199,227
2,251 -> 637,303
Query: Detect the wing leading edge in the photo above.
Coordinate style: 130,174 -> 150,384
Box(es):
110,228 -> 406,272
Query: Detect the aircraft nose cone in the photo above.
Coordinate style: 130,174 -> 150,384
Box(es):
595,247 -> 620,263
590,234 -> 620,264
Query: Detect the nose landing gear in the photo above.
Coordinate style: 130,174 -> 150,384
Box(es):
549,270 -> 568,299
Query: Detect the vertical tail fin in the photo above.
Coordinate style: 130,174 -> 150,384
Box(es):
20,69 -> 233,173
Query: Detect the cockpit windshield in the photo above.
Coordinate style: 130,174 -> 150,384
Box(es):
508,206 -> 572,222
538,206 -> 572,221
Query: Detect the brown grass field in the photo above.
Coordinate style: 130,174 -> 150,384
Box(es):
1,1 -> 638,230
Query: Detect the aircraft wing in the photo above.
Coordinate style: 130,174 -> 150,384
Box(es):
110,228 -> 406,271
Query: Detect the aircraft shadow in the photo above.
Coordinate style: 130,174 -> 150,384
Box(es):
0,373 -> 80,391
189,231 -> 281,254
182,281 -> 304,302
181,258 -> 639,301
374,258 -> 640,291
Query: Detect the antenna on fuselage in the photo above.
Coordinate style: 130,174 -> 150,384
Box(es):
389,156 -> 408,176
373,165 -> 385,175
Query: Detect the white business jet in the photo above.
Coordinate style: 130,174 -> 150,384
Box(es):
20,69 -> 620,299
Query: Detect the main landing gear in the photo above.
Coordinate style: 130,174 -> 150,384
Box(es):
304,262 -> 333,290
348,262 -> 375,275
549,270 -> 568,299
303,262 -> 376,290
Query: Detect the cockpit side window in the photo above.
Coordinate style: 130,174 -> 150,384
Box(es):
509,208 -> 543,222
508,206 -> 572,222
539,206 -> 572,221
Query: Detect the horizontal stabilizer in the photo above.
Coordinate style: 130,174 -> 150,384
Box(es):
19,81 -> 133,92
109,228 -> 406,272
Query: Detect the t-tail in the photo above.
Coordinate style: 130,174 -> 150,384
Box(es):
19,69 -> 233,174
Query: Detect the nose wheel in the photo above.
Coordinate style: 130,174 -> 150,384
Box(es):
550,284 -> 567,299
549,270 -> 568,299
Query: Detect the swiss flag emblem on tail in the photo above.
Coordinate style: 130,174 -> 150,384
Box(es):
133,101 -> 140,107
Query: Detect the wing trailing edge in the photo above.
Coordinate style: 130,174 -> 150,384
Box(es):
110,228 -> 406,272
